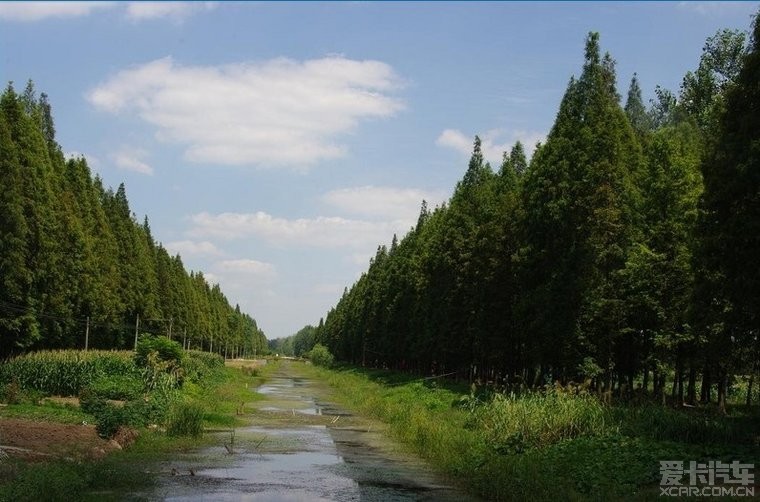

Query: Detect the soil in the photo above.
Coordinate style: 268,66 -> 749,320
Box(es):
0,419 -> 135,462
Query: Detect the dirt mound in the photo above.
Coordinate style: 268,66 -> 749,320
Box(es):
0,418 -> 121,461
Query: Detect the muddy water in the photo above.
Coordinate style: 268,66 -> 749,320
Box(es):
147,362 -> 474,501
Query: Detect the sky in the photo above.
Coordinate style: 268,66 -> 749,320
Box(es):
1,1 -> 758,340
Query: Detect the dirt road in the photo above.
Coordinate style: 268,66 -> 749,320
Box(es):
147,360 -> 474,501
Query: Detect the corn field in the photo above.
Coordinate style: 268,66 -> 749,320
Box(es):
0,350 -> 138,396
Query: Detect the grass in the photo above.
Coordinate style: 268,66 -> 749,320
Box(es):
0,356 -> 274,500
297,363 -> 760,501
0,401 -> 93,425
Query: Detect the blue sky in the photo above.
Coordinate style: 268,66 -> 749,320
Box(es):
1,1 -> 758,340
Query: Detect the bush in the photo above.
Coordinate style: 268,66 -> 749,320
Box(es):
94,402 -> 128,438
78,388 -> 108,416
183,351 -> 225,384
166,401 -> 204,438
135,335 -> 185,391
134,335 -> 184,369
305,344 -> 334,367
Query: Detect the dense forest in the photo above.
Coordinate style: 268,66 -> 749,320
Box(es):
292,20 -> 760,411
0,83 -> 267,359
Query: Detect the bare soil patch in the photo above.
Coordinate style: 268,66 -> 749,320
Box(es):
0,418 -> 127,461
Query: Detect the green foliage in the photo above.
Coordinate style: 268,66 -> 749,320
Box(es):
182,350 -> 225,383
0,82 -> 266,360
134,335 -> 184,368
134,336 -> 185,391
87,374 -> 143,401
305,343 -> 334,367
468,390 -> 610,453
0,400 -> 92,424
310,363 -> 759,500
94,403 -> 128,438
166,401 -> 204,438
0,350 -> 137,396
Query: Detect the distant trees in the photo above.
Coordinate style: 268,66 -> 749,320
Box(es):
0,83 -> 266,358
310,16 -> 760,408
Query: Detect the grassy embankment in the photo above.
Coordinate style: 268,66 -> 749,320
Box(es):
299,363 -> 760,501
0,346 -> 274,501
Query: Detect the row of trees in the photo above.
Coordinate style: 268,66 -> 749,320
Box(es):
309,20 -> 760,410
0,83 -> 267,359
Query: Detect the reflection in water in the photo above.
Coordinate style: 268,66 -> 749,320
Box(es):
150,367 -> 473,501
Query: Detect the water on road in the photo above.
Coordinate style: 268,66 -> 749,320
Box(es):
147,362 -> 473,501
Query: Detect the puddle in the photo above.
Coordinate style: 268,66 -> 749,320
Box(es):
147,363 -> 474,501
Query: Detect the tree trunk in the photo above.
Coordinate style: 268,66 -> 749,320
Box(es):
701,365 -> 712,403
687,365 -> 697,405
717,370 -> 728,414
643,368 -> 649,395
747,373 -> 754,406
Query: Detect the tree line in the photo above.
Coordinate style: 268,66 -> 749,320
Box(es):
0,83 -> 267,359
305,19 -> 760,411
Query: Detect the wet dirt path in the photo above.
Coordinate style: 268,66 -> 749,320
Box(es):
147,361 -> 474,501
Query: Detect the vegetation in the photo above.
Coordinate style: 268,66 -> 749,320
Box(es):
0,84 -> 267,359
0,344 -> 228,439
0,356 -> 269,500
305,363 -> 759,500
0,350 -> 137,396
308,18 -> 760,414
305,343 -> 334,367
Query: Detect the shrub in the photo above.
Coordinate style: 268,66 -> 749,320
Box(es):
135,335 -> 185,391
166,401 -> 204,438
94,403 -> 128,438
0,381 -> 21,404
78,388 -> 108,416
134,335 -> 184,369
305,344 -> 334,367
183,351 -> 225,384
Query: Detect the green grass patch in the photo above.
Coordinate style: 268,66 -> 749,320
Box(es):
0,401 -> 93,424
298,363 -> 760,501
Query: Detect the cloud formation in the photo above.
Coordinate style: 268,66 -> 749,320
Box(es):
125,2 -> 216,22
188,211 -> 409,249
165,240 -> 225,258
322,186 -> 446,221
436,128 -> 545,164
215,259 -> 276,278
88,56 -> 404,168
0,1 -> 215,22
112,148 -> 153,175
0,2 -> 113,21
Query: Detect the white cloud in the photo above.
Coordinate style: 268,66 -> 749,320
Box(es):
215,259 -> 276,278
0,2 -> 113,22
188,211 -> 410,249
436,128 -> 545,164
677,1 -> 752,16
165,240 -> 224,258
322,186 -> 446,221
112,148 -> 153,175
88,56 -> 404,168
312,283 -> 345,295
125,2 -> 216,22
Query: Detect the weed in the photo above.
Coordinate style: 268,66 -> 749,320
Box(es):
166,401 -> 204,438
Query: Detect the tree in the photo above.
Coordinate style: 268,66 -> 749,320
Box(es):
519,32 -> 642,387
695,15 -> 760,412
